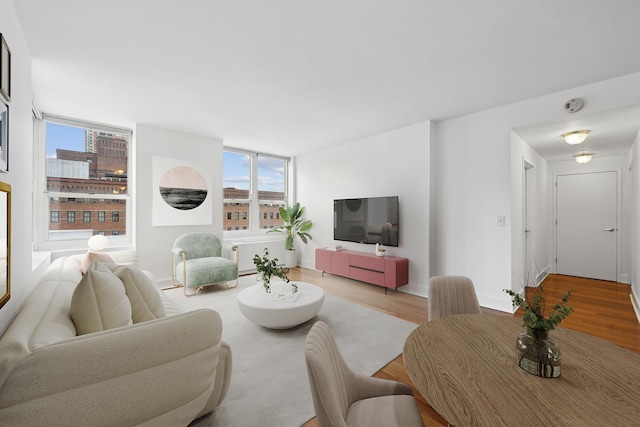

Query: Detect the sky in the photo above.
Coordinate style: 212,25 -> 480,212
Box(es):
46,122 -> 85,157
47,122 -> 285,192
223,151 -> 285,193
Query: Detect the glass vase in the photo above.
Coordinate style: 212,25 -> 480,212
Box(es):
516,327 -> 561,378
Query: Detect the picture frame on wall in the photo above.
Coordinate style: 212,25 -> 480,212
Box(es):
0,181 -> 10,310
0,33 -> 10,102
0,99 -> 7,172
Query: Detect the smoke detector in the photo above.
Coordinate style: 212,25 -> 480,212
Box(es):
564,98 -> 584,113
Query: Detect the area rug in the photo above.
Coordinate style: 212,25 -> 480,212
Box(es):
162,275 -> 417,427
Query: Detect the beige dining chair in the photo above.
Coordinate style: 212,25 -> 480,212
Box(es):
428,275 -> 482,321
304,321 -> 424,427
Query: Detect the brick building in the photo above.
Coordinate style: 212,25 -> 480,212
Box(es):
47,130 -> 128,238
223,188 -> 284,231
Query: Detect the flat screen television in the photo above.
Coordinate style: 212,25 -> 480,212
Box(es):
333,196 -> 399,247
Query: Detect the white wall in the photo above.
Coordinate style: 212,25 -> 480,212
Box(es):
134,124 -> 223,283
433,72 -> 640,313
296,121 -> 431,296
550,155 -> 631,283
0,0 -> 37,333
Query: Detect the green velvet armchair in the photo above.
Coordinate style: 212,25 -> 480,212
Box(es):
171,233 -> 239,296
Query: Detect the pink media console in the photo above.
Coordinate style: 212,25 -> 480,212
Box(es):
315,248 -> 409,293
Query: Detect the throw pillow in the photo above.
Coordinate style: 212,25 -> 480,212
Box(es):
106,264 -> 166,323
80,250 -> 115,275
70,263 -> 132,335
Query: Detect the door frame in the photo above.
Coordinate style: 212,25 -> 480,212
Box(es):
523,160 -> 535,285
553,169 -> 623,282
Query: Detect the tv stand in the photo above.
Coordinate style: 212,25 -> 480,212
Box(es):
315,248 -> 408,293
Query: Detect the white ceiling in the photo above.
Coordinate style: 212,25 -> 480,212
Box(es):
514,103 -> 640,163
13,1 -> 640,158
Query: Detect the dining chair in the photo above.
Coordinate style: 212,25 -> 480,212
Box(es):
304,321 -> 424,427
428,275 -> 482,321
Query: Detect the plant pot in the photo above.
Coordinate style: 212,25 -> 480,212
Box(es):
516,327 -> 561,378
284,249 -> 297,268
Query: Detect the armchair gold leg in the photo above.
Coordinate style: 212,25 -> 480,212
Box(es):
224,277 -> 239,289
183,285 -> 203,297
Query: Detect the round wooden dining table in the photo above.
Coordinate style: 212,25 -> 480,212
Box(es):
403,314 -> 640,426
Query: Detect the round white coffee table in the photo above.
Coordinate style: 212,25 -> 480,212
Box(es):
237,281 -> 325,329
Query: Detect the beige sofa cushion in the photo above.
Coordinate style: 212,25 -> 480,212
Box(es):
80,250 -> 114,274
106,264 -> 166,323
70,263 -> 132,335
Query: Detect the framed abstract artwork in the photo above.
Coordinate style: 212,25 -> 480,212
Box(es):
0,181 -> 10,310
0,33 -> 10,102
152,156 -> 212,226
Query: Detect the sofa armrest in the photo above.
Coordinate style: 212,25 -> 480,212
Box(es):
196,339 -> 233,418
0,309 -> 229,426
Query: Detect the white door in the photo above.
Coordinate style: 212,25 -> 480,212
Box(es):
556,171 -> 617,281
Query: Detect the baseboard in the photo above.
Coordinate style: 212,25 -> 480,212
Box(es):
398,284 -> 427,298
631,290 -> 640,324
155,278 -> 173,290
620,274 -> 630,284
534,265 -> 551,286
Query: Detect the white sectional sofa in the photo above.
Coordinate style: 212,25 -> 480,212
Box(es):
0,251 -> 232,426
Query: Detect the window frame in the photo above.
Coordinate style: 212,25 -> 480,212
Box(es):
223,148 -> 290,237
33,114 -> 133,251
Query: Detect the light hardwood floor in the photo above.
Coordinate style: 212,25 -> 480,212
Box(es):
291,268 -> 640,427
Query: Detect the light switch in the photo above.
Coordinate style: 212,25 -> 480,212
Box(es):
497,216 -> 505,227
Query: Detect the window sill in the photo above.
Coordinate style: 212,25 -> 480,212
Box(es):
32,251 -> 52,273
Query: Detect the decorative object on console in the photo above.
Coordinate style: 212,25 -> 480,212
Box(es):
0,34 -> 10,102
0,181 -> 10,310
252,248 -> 295,294
505,284 -> 573,378
375,242 -> 386,256
267,202 -> 313,268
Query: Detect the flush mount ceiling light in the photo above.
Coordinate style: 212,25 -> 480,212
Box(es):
561,130 -> 590,145
573,151 -> 594,164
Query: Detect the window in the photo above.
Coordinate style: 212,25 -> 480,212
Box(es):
257,156 -> 287,230
223,151 -> 251,231
51,211 -> 59,223
223,150 -> 288,234
34,115 -> 132,249
112,211 -> 119,222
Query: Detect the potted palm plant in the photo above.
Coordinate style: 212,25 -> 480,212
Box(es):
268,202 -> 313,268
